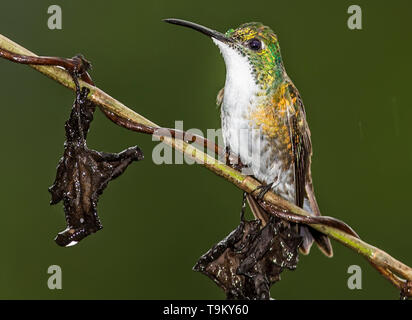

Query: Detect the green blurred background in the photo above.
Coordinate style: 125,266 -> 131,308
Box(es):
0,0 -> 411,299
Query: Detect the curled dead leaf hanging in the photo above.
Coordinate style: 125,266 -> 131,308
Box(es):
194,212 -> 301,299
48,57 -> 144,247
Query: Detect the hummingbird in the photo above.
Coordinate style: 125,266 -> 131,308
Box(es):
164,18 -> 333,257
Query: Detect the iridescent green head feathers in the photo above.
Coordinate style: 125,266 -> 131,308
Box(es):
224,22 -> 285,90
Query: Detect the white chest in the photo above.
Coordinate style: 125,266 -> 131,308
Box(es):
212,38 -> 261,158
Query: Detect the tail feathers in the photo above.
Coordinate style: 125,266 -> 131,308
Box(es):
304,182 -> 333,257
299,225 -> 333,257
312,229 -> 333,257
246,194 -> 333,257
301,198 -> 333,257
299,226 -> 314,255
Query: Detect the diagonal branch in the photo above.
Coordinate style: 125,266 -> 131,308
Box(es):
0,33 -> 411,298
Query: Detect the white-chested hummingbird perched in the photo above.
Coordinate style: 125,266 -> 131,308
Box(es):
165,18 -> 333,257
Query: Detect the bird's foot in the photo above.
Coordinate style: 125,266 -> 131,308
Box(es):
253,183 -> 274,201
224,146 -> 246,171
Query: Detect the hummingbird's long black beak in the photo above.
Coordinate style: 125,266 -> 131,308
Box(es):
163,18 -> 232,44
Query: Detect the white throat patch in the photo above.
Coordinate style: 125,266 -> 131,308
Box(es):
212,38 -> 259,112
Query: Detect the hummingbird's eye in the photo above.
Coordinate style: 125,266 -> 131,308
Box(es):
248,38 -> 262,51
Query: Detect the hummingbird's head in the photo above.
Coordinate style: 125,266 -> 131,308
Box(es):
164,19 -> 285,91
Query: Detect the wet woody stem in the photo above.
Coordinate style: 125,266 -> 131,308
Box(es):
0,33 -> 411,297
